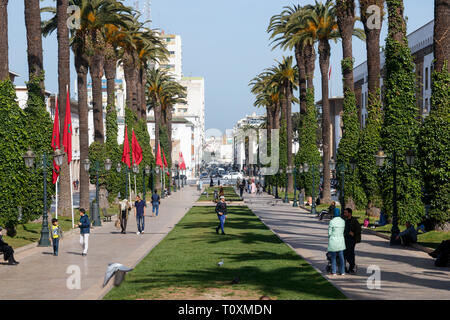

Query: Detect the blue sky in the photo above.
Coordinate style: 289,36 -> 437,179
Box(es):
8,1 -> 434,132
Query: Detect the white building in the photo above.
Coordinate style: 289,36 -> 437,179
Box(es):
232,113 -> 266,171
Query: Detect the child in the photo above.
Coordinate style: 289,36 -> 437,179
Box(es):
51,218 -> 62,256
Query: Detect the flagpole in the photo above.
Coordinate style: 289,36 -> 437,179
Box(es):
129,171 -> 132,202
55,176 -> 59,219
134,174 -> 137,198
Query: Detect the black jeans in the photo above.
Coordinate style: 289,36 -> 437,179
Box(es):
1,245 -> 15,263
52,238 -> 59,255
120,211 -> 128,233
400,234 -> 415,246
344,237 -> 356,271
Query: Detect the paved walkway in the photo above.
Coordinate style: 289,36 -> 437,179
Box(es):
244,193 -> 450,300
0,186 -> 201,300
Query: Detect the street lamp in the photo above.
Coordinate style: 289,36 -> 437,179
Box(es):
276,168 -> 283,199
375,147 -> 416,245
83,158 -> 113,227
23,148 -> 64,247
143,165 -> 151,201
292,165 -> 300,207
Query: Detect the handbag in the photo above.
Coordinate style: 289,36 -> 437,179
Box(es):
114,219 -> 121,229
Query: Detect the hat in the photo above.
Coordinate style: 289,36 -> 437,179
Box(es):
333,208 -> 341,218
220,196 -> 225,200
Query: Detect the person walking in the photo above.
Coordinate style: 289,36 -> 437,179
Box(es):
51,218 -> 62,256
215,196 -> 228,235
118,199 -> 131,234
239,180 -> 245,199
0,227 -> 19,265
134,195 -> 146,234
328,208 -> 346,276
210,177 -> 214,187
77,208 -> 90,256
343,208 -> 361,274
151,190 -> 161,217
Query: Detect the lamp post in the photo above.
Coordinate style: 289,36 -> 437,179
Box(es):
276,169 -> 282,199
144,165 -> 150,201
293,165 -> 300,207
23,148 -> 64,247
375,148 -> 416,245
83,158 -> 114,227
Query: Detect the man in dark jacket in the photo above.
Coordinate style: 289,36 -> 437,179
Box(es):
215,196 -> 228,235
395,222 -> 417,246
343,208 -> 361,274
77,208 -> 90,256
0,227 -> 19,265
151,190 -> 161,217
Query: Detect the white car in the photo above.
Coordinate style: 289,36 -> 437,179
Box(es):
224,172 -> 243,180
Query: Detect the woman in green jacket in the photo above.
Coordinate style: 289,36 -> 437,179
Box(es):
328,208 -> 346,276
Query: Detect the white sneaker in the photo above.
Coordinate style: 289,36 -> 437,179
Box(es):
141,231 -> 144,234
136,231 -> 141,235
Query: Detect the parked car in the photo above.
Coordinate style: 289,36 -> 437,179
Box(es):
223,172 -> 243,180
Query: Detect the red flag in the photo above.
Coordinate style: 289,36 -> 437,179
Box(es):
162,147 -> 168,168
329,65 -> 332,80
122,126 -> 131,168
51,96 -> 60,184
62,88 -> 72,164
162,148 -> 169,176
155,143 -> 163,168
179,152 -> 186,170
131,129 -> 143,166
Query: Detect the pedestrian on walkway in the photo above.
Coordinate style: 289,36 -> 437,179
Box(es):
77,208 -> 90,256
239,180 -> 245,198
215,196 -> 228,235
151,190 -> 161,217
328,208 -> 346,276
51,218 -> 62,256
0,227 -> 19,265
118,199 -> 131,234
210,177 -> 214,187
343,208 -> 361,274
135,195 -> 146,234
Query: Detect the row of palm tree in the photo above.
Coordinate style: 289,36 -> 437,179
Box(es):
255,0 -> 447,206
0,0 -> 185,213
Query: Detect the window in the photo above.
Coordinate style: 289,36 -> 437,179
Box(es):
425,67 -> 429,90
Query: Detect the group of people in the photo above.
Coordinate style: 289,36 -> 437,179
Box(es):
327,207 -> 361,276
238,178 -> 262,198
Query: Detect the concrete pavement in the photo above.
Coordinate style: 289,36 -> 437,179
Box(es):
244,193 -> 450,300
0,186 -> 201,300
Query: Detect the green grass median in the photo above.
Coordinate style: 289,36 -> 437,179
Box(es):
198,186 -> 242,202
104,205 -> 345,300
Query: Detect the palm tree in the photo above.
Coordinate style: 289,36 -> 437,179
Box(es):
146,68 -> 172,153
304,0 -> 341,204
55,0 -> 72,216
434,0 -> 449,72
267,57 -> 299,191
268,5 -> 308,115
359,0 -> 384,112
25,0 -> 45,96
0,0 -> 9,81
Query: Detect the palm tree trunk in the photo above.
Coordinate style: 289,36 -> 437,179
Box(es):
135,67 -> 142,119
272,103 -> 281,130
337,0 -> 356,92
387,0 -> 407,44
319,39 -> 332,204
360,0 -> 384,105
304,43 -> 316,90
434,0 -> 450,73
24,0 -> 44,95
295,45 -> 307,114
0,0 -> 9,81
57,0 -> 71,216
75,50 -> 90,210
123,50 -> 136,113
90,51 -> 105,144
286,83 -> 294,192
104,54 -> 117,112
140,67 -> 147,119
